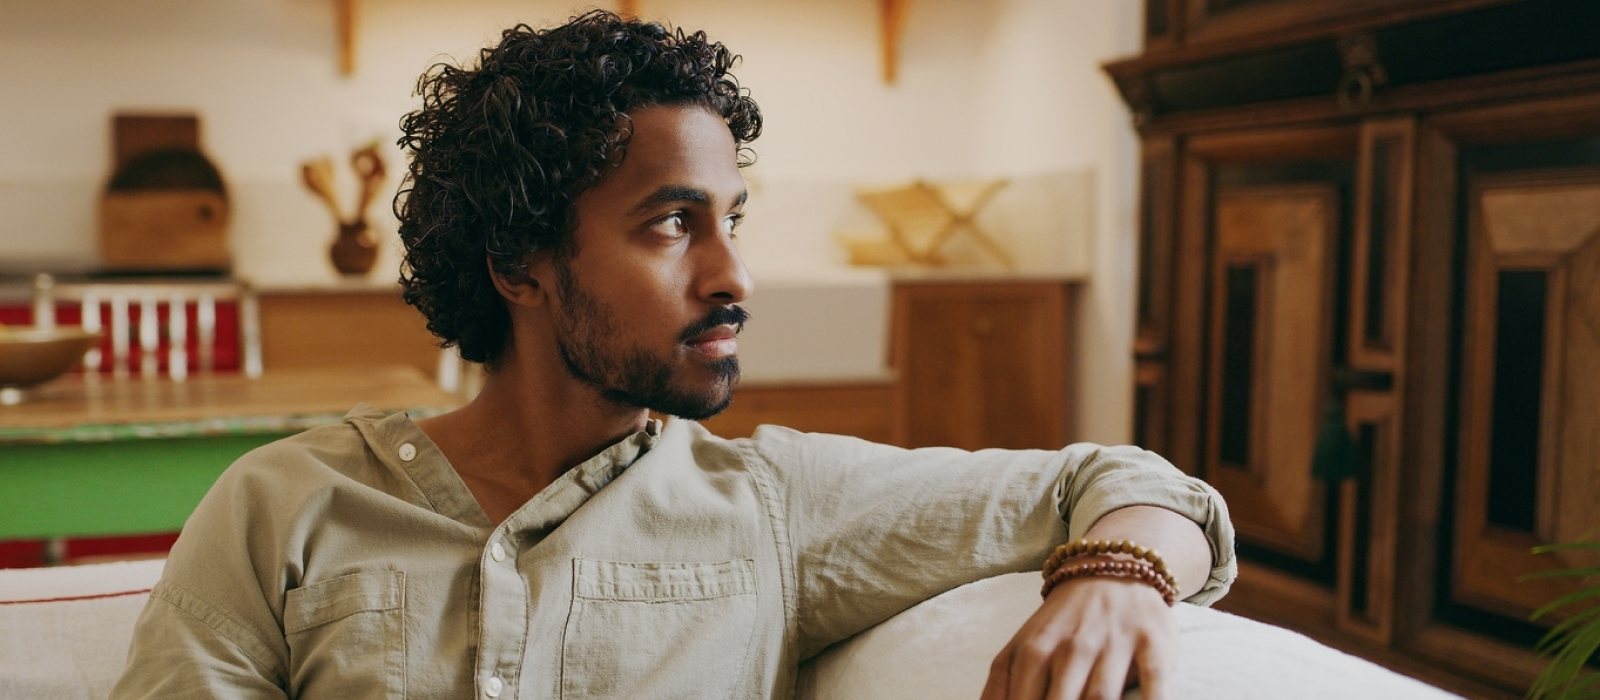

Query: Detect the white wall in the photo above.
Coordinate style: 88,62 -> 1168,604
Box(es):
0,0 -> 1144,443
971,0 -> 1145,444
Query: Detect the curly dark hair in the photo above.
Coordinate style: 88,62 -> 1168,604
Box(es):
394,10 -> 762,367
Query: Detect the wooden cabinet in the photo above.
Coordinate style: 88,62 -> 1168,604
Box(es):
703,279 -> 1079,451
256,285 -> 442,382
893,280 -> 1075,450
1109,1 -> 1600,696
699,381 -> 900,445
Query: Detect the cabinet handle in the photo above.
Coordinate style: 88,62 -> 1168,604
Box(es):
1312,367 -> 1394,481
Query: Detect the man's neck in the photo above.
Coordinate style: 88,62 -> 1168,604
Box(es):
415,357 -> 650,525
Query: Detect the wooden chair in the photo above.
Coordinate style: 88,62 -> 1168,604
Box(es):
31,273 -> 262,380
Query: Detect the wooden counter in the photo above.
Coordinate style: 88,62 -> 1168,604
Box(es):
0,366 -> 458,540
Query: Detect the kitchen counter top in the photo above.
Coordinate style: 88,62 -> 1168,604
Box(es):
0,366 -> 460,540
0,365 -> 458,443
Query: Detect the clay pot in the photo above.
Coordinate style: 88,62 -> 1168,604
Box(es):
330,220 -> 378,276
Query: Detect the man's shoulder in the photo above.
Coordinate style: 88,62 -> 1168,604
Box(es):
212,405 -> 405,499
674,419 -> 905,472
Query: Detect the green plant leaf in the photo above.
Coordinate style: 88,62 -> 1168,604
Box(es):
1527,540 -> 1600,700
1533,584 -> 1600,622
1536,606 -> 1600,653
1573,673 -> 1600,698
1538,623 -> 1600,699
1540,672 -> 1600,700
1530,617 -> 1600,698
1527,567 -> 1600,581
1534,541 -> 1600,554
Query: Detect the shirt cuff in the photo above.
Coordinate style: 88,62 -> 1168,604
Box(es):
1058,449 -> 1237,606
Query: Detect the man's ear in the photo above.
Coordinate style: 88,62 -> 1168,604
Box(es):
487,254 -> 548,309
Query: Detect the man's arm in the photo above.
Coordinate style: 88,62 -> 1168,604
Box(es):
981,505 -> 1209,700
747,429 -> 1234,665
111,581 -> 290,699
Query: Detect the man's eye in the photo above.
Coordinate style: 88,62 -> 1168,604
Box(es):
650,213 -> 688,238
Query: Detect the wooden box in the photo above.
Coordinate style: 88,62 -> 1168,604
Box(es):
98,190 -> 230,271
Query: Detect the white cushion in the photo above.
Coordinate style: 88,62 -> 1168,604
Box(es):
0,559 -> 164,700
0,562 -> 1463,700
797,572 -> 1463,700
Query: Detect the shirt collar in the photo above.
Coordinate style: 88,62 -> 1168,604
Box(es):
502,417 -> 661,536
350,405 -> 663,533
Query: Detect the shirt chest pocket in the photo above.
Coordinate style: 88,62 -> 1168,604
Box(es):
284,570 -> 407,700
562,558 -> 759,700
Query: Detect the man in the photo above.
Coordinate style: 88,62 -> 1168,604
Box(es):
113,11 -> 1234,700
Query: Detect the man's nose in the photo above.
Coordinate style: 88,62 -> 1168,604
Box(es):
696,232 -> 753,304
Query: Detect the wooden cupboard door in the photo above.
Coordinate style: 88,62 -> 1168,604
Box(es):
1335,117 -> 1415,644
1206,185 -> 1340,563
1452,172 -> 1600,619
894,282 -> 1071,451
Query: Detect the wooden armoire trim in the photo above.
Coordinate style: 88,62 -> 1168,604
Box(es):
1133,135 -> 1180,458
1393,123 -> 1458,642
1170,155 -> 1210,473
1112,0 -> 1600,128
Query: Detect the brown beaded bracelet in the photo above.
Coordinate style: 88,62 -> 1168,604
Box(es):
1040,558 -> 1179,606
1042,539 -> 1179,596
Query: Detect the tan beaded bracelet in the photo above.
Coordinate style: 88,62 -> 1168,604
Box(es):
1041,558 -> 1179,606
1042,539 -> 1180,599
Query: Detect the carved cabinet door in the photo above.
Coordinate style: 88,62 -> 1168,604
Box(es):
1206,185 -> 1340,564
1168,130 -> 1360,589
1154,125 -> 1412,641
1451,169 -> 1600,621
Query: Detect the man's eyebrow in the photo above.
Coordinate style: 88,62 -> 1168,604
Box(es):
629,186 -> 748,214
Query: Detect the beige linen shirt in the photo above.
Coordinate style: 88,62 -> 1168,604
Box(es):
112,405 -> 1235,700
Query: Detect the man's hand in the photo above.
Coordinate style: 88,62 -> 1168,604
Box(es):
980,564 -> 1178,700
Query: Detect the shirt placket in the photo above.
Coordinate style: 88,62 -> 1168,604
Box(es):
469,421 -> 660,699
475,521 -> 528,699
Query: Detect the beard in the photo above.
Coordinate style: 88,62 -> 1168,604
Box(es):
551,260 -> 748,420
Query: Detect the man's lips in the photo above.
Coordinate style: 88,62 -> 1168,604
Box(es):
686,324 -> 740,359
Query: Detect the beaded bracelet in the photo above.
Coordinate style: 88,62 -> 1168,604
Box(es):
1042,539 -> 1180,598
1040,559 -> 1179,606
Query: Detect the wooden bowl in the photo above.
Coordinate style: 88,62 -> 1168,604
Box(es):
0,327 -> 100,389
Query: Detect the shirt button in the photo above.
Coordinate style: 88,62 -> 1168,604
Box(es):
491,543 -> 507,562
485,675 -> 503,698
398,443 -> 417,461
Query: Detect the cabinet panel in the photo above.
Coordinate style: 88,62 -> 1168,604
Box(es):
1206,186 -> 1339,562
1452,172 -> 1600,619
698,382 -> 898,445
257,289 -> 442,381
893,282 -> 1072,451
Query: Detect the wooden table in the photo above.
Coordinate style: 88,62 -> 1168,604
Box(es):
0,366 -> 459,541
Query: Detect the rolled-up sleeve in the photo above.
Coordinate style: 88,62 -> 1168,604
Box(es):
1056,444 -> 1235,606
745,428 -> 1235,658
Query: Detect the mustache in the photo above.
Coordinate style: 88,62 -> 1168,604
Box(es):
678,305 -> 751,343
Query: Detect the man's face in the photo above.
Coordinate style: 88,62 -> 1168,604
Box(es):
547,104 -> 752,419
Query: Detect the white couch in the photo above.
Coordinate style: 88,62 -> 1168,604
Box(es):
0,560 -> 1463,699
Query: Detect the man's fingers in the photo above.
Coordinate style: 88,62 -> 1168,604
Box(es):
1008,637 -> 1065,700
1040,639 -> 1096,700
981,646 -> 1013,700
1136,663 -> 1169,700
1079,644 -> 1133,700
1130,629 -> 1175,700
